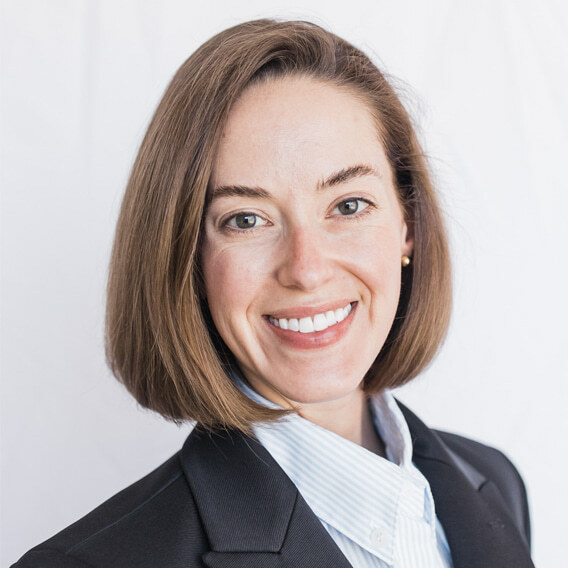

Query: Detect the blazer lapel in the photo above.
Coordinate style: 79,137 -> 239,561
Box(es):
399,403 -> 535,568
180,427 -> 352,568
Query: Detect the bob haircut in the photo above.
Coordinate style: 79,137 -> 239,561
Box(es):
106,18 -> 452,432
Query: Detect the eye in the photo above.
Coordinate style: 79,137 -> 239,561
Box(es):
333,198 -> 371,216
225,212 -> 268,230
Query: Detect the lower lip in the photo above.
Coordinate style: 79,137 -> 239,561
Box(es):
263,303 -> 357,350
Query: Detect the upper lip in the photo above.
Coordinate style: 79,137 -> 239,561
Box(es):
264,300 -> 356,320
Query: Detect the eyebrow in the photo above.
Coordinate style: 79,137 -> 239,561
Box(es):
208,163 -> 379,202
317,164 -> 380,191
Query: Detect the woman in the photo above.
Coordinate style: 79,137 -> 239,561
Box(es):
13,19 -> 534,568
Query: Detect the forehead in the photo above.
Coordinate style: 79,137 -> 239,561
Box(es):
211,76 -> 392,189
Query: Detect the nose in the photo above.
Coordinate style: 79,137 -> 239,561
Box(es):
275,225 -> 334,291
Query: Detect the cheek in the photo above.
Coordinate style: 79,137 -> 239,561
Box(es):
339,226 -> 403,290
201,241 -> 269,325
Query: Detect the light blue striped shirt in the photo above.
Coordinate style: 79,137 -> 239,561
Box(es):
236,377 -> 454,568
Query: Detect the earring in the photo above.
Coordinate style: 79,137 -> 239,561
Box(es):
401,255 -> 411,267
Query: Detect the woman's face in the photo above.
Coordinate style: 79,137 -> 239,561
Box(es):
201,76 -> 412,408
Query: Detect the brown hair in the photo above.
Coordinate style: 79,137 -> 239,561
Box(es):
105,18 -> 452,431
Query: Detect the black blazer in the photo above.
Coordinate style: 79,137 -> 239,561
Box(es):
12,403 -> 535,568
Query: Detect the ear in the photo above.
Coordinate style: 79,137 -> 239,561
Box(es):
401,216 -> 414,257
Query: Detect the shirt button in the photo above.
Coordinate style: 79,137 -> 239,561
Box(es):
370,527 -> 385,547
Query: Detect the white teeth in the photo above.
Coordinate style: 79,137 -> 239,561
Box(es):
299,317 -> 314,333
268,303 -> 353,334
313,313 -> 328,331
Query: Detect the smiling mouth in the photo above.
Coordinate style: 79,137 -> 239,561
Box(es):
267,302 -> 354,333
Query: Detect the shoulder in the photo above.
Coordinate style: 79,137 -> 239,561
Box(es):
436,430 -> 527,493
397,400 -> 532,548
11,451 -> 206,568
435,429 -> 531,547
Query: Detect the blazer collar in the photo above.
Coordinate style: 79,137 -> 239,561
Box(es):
180,407 -> 534,568
180,427 -> 352,568
398,402 -> 535,568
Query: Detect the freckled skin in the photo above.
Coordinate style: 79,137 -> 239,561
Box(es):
201,77 -> 413,424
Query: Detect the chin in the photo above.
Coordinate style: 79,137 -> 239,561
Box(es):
259,369 -> 366,406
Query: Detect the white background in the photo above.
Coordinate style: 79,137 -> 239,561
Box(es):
1,1 -> 566,566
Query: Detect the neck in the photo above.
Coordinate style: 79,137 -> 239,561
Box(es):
296,388 -> 386,457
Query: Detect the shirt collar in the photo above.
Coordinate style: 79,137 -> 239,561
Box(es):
233,374 -> 437,564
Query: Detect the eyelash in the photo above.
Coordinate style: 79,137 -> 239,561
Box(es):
220,197 -> 376,233
330,197 -> 375,218
221,212 -> 269,234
